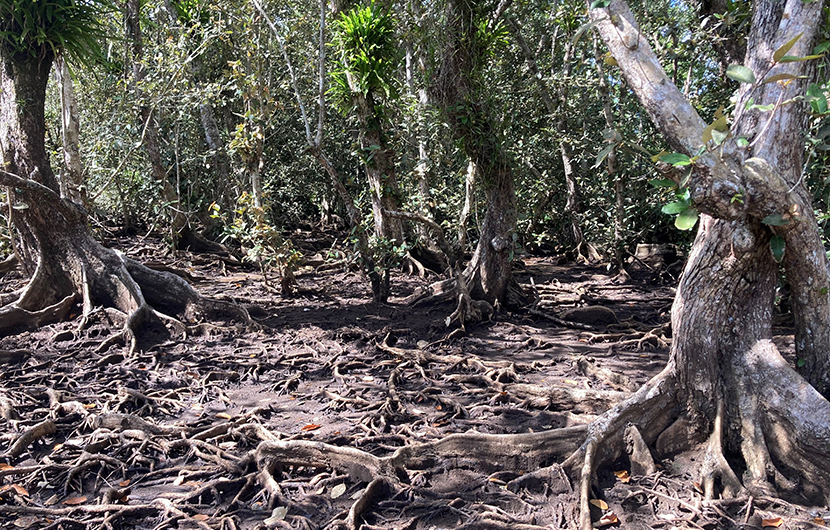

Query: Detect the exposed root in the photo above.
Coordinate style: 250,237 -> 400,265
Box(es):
699,400 -> 744,500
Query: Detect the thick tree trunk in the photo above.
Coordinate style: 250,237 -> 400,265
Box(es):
0,44 -> 248,350
430,0 -> 523,307
565,1 -> 830,527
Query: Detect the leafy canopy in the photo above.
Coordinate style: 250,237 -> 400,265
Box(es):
0,0 -> 112,64
329,1 -> 397,109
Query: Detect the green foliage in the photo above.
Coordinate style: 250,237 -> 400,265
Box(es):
329,2 -> 398,109
0,0 -> 112,64
210,193 -> 302,285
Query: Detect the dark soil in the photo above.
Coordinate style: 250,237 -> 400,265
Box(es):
0,229 -> 820,530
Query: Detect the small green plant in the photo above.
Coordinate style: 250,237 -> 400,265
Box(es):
210,193 -> 301,295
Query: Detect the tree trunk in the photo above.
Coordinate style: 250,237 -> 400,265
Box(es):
570,2 -> 830,523
352,88 -> 404,244
0,44 -> 247,348
55,55 -> 87,208
431,0 -> 524,307
125,0 -> 188,244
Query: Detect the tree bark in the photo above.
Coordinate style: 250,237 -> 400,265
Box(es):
0,43 -> 245,346
432,0 -> 523,306
578,0 -> 830,516
54,55 -> 87,208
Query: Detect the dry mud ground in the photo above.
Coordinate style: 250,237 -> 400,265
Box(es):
0,230 -> 821,530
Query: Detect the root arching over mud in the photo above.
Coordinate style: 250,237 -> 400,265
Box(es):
2,235 -> 829,530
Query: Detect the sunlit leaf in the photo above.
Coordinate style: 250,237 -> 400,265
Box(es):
264,506 -> 288,525
590,499 -> 608,510
216,412 -> 232,419
658,152 -> 692,166
736,137 -> 750,147
662,201 -> 689,215
778,54 -> 824,63
702,116 -> 728,144
331,483 -> 347,499
604,54 -> 618,66
63,496 -> 87,505
726,64 -> 756,84
813,517 -> 826,525
770,235 -> 786,262
301,424 -> 322,432
762,73 -> 802,84
762,517 -> 784,527
675,208 -> 699,230
808,83 -> 828,114
590,0 -> 611,7
773,33 -> 803,63
0,464 -> 13,470
192,514 -> 209,521
597,511 -> 619,526
614,470 -> 631,483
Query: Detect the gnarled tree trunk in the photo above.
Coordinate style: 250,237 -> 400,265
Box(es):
568,2 -> 830,528
0,43 -> 247,352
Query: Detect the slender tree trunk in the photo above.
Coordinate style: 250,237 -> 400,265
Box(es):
432,0 -> 523,306
55,55 -> 87,208
507,16 -> 590,259
457,159 -> 477,251
351,87 -> 404,244
125,0 -> 187,243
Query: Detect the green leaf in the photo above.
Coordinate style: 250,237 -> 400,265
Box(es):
815,41 -> 830,55
762,214 -> 791,226
770,235 -> 786,262
761,73 -> 802,84
773,33 -> 803,63
702,116 -> 728,144
662,201 -> 689,215
572,19 -> 601,46
778,54 -> 824,63
736,137 -> 750,147
796,358 -> 806,368
807,83 -> 828,114
711,128 -> 729,145
749,103 -> 776,112
726,64 -> 756,84
589,0 -> 611,8
675,208 -> 699,230
594,143 -> 616,168
658,152 -> 692,166
648,178 -> 676,188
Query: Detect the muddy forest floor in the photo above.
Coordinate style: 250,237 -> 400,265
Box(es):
0,226 -> 823,530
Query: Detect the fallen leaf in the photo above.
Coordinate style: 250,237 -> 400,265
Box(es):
173,475 -> 186,486
597,511 -> 619,527
44,494 -> 61,506
13,516 -> 40,528
692,482 -> 704,494
0,463 -> 13,470
564,379 -> 580,385
10,485 -> 28,496
83,403 -> 96,409
52,444 -> 63,452
216,412 -> 232,419
192,514 -> 209,521
814,517 -> 826,525
614,470 -> 630,483
331,483 -> 347,499
63,496 -> 87,505
264,506 -> 288,525
301,424 -> 321,432
590,499 -> 609,510
119,480 -> 130,487
762,517 -> 784,527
